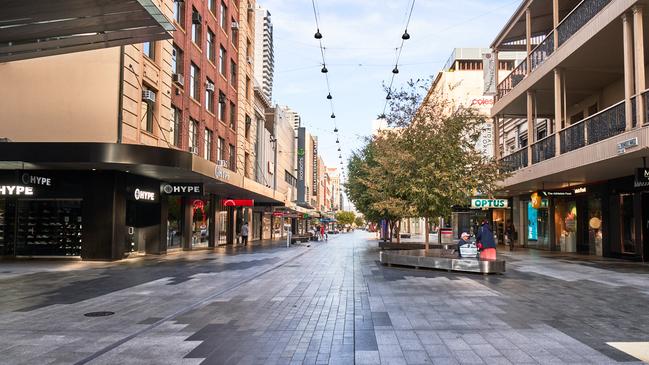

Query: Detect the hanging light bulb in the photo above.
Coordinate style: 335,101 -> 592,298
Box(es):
339,155 -> 342,158
331,113 -> 335,119
321,65 -> 328,73
386,93 -> 392,100
327,93 -> 332,100
336,138 -> 339,143
402,30 -> 410,40
337,147 -> 341,151
392,66 -> 399,74
314,29 -> 323,39
334,127 -> 338,133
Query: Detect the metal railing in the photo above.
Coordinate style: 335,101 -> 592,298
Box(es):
530,31 -> 555,71
500,147 -> 528,172
586,100 -> 626,144
557,0 -> 611,46
496,60 -> 527,101
532,134 -> 556,164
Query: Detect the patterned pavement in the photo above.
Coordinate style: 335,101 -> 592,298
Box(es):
0,232 -> 648,364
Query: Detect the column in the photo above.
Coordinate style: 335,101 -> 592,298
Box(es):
634,5 -> 646,126
527,90 -> 535,165
208,194 -> 217,248
554,68 -> 563,156
181,197 -> 192,251
553,0 -> 560,49
494,50 -> 500,93
526,8 -> 532,74
623,12 -> 635,131
149,197 -> 168,255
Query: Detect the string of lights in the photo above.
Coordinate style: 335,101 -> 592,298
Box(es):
381,0 -> 417,117
310,0 -> 345,181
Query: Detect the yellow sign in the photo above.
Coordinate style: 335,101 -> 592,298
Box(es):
531,192 -> 542,209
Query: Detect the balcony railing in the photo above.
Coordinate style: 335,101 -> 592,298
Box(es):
500,147 -> 528,173
496,0 -> 610,102
560,122 -> 585,154
496,60 -> 527,101
557,0 -> 611,46
530,31 -> 554,71
586,100 -> 626,144
531,134 -> 556,164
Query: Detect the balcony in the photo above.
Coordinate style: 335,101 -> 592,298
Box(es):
496,0 -> 612,102
501,147 -> 528,173
531,134 -> 556,164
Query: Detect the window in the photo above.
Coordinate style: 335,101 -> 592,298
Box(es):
218,137 -> 225,161
218,91 -> 226,121
171,106 -> 181,147
230,59 -> 237,86
229,101 -> 236,129
190,63 -> 200,101
173,0 -> 185,27
205,78 -> 215,113
191,8 -> 201,46
208,0 -> 216,16
141,85 -> 155,133
189,119 -> 199,153
206,29 -> 216,63
244,152 -> 250,178
143,42 -> 155,60
231,18 -> 238,45
219,45 -> 226,76
245,76 -> 251,100
220,1 -> 227,29
244,114 -> 251,139
172,44 -> 183,75
246,38 -> 252,59
285,170 -> 297,187
204,129 -> 213,160
229,144 -> 236,170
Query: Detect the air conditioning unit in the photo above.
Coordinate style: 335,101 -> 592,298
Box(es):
205,82 -> 215,92
142,90 -> 156,103
231,21 -> 240,30
192,11 -> 202,24
190,146 -> 198,154
216,159 -> 228,167
172,73 -> 184,86
246,56 -> 253,64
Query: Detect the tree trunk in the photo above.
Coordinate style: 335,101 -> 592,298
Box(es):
396,220 -> 401,244
388,220 -> 394,243
424,217 -> 429,250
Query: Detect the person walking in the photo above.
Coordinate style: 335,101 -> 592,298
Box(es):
240,222 -> 249,246
506,221 -> 517,251
476,220 -> 496,260
320,225 -> 327,242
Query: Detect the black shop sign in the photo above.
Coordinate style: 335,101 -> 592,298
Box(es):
161,183 -> 203,196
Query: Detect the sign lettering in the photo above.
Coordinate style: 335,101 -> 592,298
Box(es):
21,173 -> 52,186
470,199 -> 508,209
134,188 -> 156,201
162,183 -> 203,195
0,185 -> 34,196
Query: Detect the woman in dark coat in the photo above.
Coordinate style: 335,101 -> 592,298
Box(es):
476,221 -> 496,249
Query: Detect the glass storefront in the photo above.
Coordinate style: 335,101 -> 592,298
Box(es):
527,199 -> 550,249
620,193 -> 636,254
191,198 -> 210,247
252,212 -> 262,240
218,209 -> 229,245
167,196 -> 182,248
587,198 -> 603,256
555,199 -> 578,253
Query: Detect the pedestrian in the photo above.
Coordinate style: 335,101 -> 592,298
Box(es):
240,222 -> 249,246
456,232 -> 473,258
476,220 -> 496,260
505,220 -> 517,251
320,225 -> 327,241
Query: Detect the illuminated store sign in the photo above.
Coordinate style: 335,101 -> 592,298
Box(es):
134,188 -> 156,201
21,173 -> 52,186
162,183 -> 203,195
470,199 -> 508,209
0,185 -> 34,196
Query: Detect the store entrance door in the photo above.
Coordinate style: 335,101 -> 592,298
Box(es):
642,193 -> 649,262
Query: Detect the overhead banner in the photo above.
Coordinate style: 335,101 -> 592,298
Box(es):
483,52 -> 497,96
312,140 -> 318,195
297,127 -> 306,204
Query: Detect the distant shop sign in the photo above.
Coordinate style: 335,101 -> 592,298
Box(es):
470,199 -> 508,209
636,168 -> 649,183
161,183 -> 203,195
221,199 -> 254,207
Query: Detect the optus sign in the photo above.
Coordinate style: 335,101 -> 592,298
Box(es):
470,199 -> 508,209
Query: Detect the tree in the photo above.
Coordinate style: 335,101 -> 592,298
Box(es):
354,216 -> 365,227
335,211 -> 356,226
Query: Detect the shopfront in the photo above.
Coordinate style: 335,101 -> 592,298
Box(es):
452,198 -> 511,243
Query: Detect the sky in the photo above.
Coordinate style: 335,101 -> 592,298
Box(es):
261,0 -> 521,178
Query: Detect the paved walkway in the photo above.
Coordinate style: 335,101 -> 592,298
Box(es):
0,232 -> 648,364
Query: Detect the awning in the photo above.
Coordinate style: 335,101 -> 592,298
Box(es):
1,0 -> 174,62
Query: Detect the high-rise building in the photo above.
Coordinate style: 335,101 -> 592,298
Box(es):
254,5 -> 274,100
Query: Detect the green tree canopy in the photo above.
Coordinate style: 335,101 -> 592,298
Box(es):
335,211 -> 356,226
354,216 -> 365,227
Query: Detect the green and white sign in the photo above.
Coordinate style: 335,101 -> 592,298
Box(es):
471,199 -> 508,209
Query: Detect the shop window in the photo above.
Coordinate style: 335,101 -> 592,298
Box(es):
588,198 -> 603,256
555,199 -> 578,252
620,194 -> 636,254
191,198 -> 210,247
143,42 -> 155,60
